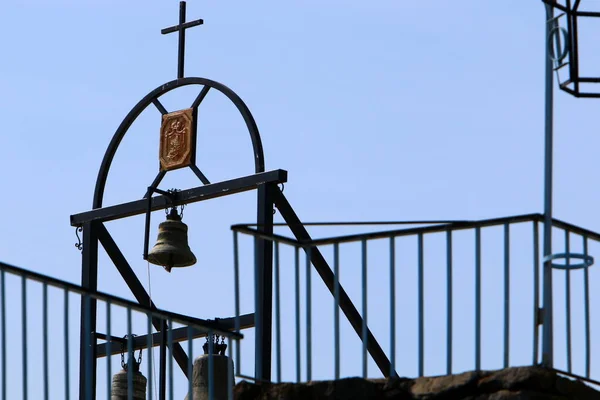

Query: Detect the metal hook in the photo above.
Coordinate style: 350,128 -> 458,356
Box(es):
272,184 -> 284,215
74,226 -> 83,251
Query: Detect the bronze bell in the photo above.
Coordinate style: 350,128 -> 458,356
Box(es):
147,207 -> 197,272
111,368 -> 147,400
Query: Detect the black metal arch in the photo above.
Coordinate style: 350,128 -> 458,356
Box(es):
92,77 -> 266,209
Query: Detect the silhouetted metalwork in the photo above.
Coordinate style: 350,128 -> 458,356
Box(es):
161,1 -> 204,79
69,2 -> 281,397
542,0 -> 600,97
232,213 -> 598,385
0,260 -> 239,400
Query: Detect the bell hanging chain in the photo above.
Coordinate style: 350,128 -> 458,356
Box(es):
120,334 -> 143,371
165,188 -> 185,218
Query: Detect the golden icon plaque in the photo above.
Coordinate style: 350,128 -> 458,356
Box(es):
159,108 -> 194,171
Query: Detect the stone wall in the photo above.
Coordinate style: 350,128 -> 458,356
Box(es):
234,367 -> 599,399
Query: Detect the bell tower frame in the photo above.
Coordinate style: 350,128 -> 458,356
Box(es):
70,76 -> 285,397
69,2 -> 284,395
70,2 -> 393,397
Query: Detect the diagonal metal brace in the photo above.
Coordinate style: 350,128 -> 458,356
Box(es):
272,190 -> 396,378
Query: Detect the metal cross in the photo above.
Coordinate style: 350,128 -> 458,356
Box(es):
161,1 -> 204,79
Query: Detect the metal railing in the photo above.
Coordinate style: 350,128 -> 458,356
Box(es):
232,213 -> 600,385
0,261 -> 242,400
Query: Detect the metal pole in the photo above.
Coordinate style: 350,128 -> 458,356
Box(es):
255,184 -> 274,382
78,222 -> 98,400
542,3 -> 555,368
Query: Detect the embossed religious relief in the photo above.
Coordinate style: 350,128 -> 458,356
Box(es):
159,108 -> 194,171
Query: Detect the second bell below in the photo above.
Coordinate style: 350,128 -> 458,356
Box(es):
147,207 -> 197,272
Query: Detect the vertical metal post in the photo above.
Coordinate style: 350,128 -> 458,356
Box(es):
208,331 -> 214,400
1,270 -> 5,400
564,231 -> 572,373
503,224 -> 510,368
159,320 -> 167,400
187,327 -> 193,399
79,221 -> 99,400
255,184 -> 274,382
233,232 -> 241,377
43,284 -> 49,400
106,302 -> 111,400
227,337 -> 234,400
542,3 -> 555,368
168,320 -> 173,400
294,246 -> 301,383
361,240 -> 368,379
446,230 -> 453,375
533,221 -> 540,365
418,233 -> 424,377
333,243 -> 340,380
274,241 -> 282,383
127,309 -> 133,400
583,236 -> 591,378
389,237 -> 396,378
83,294 -> 92,400
305,246 -> 312,381
146,313 -> 153,400
64,290 -> 70,400
475,227 -> 481,372
21,276 -> 28,400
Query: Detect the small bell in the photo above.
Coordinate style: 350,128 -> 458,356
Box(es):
111,363 -> 147,400
147,207 -> 197,272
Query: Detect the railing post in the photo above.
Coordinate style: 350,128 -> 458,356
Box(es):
542,2 -> 555,368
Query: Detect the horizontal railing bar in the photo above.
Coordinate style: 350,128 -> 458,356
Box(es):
233,213 -> 544,246
232,225 -> 301,246
233,219 -> 471,227
0,261 -> 242,339
233,214 -> 600,248
550,217 -> 600,243
96,313 -> 255,358
70,169 -> 288,226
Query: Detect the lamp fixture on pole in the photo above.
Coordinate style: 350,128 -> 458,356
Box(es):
542,0 -> 600,97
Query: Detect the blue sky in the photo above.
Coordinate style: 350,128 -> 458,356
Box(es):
2,1 -> 600,398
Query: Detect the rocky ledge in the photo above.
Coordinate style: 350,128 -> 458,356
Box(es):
234,366 -> 599,399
